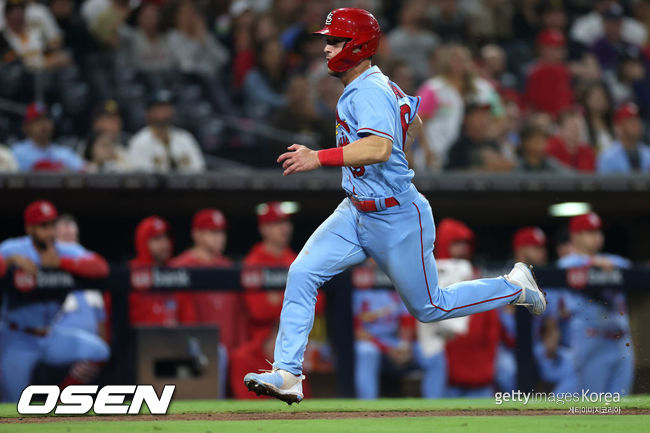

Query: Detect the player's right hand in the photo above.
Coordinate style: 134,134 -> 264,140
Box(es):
7,255 -> 38,275
277,144 -> 321,176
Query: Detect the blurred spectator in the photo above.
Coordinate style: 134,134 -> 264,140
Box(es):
354,260 -> 417,399
0,0 -> 63,47
270,74 -> 331,156
127,90 -> 205,173
479,44 -> 519,93
417,44 -> 503,169
0,143 -> 17,171
0,200 -> 109,402
169,208 -> 237,400
230,7 -> 261,90
82,130 -> 130,172
125,1 -> 173,78
446,102 -> 513,171
428,0 -> 473,43
128,215 -> 196,326
383,59 -> 416,95
546,108 -> 596,172
511,0 -> 544,44
495,96 -> 522,165
571,1 -> 647,48
557,212 -> 634,394
91,99 -> 125,139
89,0 -> 130,49
387,0 -> 438,83
524,29 -> 574,117
12,102 -> 85,172
517,122 -> 569,172
465,0 -> 513,42
243,39 -> 287,120
1,0 -> 70,70
167,0 -> 229,110
607,46 -> 650,110
580,81 -> 616,151
81,0 -> 110,26
49,0 -> 96,63
597,102 -> 650,172
591,3 -> 642,73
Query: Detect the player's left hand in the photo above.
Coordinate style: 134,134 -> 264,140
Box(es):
277,144 -> 321,176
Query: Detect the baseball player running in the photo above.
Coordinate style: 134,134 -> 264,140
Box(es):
244,8 -> 546,404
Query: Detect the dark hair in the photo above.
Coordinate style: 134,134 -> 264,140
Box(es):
83,130 -> 104,161
579,81 -> 614,146
520,122 -> 547,144
57,213 -> 77,225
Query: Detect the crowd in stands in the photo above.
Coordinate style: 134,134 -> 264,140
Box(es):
0,0 -> 649,172
0,198 -> 638,399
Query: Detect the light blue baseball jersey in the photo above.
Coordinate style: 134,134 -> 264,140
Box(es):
354,288 -> 410,349
335,65 -> 420,199
557,252 -> 631,333
0,236 -> 92,329
12,139 -> 85,172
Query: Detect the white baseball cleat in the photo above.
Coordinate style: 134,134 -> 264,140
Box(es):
243,368 -> 304,405
505,262 -> 547,315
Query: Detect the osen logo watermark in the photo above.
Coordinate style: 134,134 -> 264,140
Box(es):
17,385 -> 176,415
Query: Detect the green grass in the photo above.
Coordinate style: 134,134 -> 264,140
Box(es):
1,395 -> 650,418
1,416 -> 649,433
1,397 -> 648,433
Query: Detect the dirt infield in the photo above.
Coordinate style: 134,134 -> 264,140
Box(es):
3,409 -> 649,423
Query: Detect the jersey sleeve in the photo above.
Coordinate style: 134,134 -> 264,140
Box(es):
352,87 -> 396,142
407,95 -> 421,123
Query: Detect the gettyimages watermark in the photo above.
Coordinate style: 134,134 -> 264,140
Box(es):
17,385 -> 176,415
494,390 -> 622,414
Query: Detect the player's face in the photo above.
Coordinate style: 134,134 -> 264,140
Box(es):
56,220 -> 79,243
448,240 -> 472,260
618,117 -> 642,143
148,234 -> 172,265
27,221 -> 57,248
194,229 -> 226,257
93,114 -> 123,135
572,230 -> 604,255
323,37 -> 347,75
25,117 -> 53,144
260,220 -> 293,248
515,245 -> 547,266
147,104 -> 175,129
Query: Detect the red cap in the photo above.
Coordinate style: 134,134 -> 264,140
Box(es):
512,227 -> 547,251
257,202 -> 289,226
24,200 -> 58,225
614,102 -> 639,124
24,102 -> 49,124
536,29 -> 566,47
569,212 -> 602,234
192,208 -> 227,230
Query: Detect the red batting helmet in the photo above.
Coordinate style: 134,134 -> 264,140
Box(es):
313,8 -> 381,73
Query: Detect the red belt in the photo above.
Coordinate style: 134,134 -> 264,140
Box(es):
349,195 -> 400,212
9,322 -> 49,337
